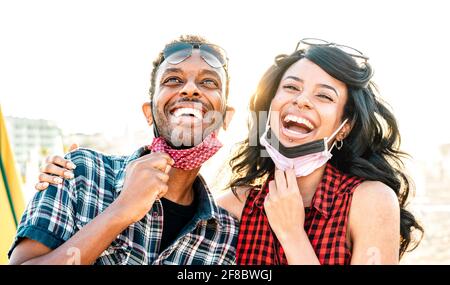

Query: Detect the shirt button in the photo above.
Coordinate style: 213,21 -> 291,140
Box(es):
152,211 -> 159,218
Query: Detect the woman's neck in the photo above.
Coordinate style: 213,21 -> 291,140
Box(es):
295,165 -> 327,207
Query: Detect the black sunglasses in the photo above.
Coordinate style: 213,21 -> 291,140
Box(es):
162,42 -> 228,69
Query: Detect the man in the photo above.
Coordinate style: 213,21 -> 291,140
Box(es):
8,35 -> 238,265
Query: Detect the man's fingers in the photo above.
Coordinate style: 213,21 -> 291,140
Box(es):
156,171 -> 169,183
274,168 -> 287,191
35,182 -> 49,191
138,153 -> 175,172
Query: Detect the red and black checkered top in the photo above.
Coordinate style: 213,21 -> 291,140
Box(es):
236,162 -> 365,265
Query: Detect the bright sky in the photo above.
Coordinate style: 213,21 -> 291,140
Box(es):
1,0 -> 449,163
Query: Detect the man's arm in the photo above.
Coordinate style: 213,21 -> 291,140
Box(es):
9,205 -> 130,265
9,151 -> 173,265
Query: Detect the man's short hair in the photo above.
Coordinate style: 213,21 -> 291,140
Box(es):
148,34 -> 230,102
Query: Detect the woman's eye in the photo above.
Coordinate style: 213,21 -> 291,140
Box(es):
283,85 -> 301,92
317,94 -> 334,101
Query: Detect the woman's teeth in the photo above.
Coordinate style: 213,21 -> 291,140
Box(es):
172,108 -> 203,120
283,114 -> 315,131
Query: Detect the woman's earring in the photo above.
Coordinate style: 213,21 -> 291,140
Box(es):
336,139 -> 344,150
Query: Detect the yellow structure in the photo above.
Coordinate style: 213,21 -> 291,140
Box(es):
0,105 -> 25,264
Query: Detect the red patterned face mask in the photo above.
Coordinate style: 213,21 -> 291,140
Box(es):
149,132 -> 223,170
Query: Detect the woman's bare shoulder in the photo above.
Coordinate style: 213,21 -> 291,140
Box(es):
215,186 -> 253,221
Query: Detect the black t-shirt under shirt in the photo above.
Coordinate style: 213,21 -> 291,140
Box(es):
159,196 -> 197,253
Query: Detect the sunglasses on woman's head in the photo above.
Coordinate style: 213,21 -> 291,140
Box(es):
295,38 -> 369,62
162,42 -> 228,69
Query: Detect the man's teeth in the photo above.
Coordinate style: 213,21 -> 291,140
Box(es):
173,108 -> 203,119
284,114 -> 315,130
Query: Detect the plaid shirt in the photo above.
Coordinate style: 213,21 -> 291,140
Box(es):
9,147 -> 238,265
236,163 -> 364,265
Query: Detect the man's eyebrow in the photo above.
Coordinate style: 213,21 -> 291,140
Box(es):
161,68 -> 183,77
199,69 -> 222,79
283,76 -> 339,97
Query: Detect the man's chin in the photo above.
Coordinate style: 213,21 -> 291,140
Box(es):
164,126 -> 208,148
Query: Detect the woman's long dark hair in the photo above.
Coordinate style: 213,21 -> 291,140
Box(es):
228,46 -> 423,258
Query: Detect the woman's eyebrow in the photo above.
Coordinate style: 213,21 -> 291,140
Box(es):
318,84 -> 339,97
283,76 -> 339,96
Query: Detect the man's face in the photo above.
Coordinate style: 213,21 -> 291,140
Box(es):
152,50 -> 227,147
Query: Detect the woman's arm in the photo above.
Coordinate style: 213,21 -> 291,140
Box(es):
348,181 -> 400,265
264,169 -> 320,265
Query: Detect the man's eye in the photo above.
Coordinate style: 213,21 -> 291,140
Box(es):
201,79 -> 219,88
163,77 -> 183,84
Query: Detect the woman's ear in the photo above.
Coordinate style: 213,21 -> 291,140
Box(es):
338,120 -> 352,140
222,105 -> 235,131
142,102 -> 153,126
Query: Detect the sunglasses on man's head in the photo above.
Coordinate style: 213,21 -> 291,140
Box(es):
295,38 -> 369,62
162,42 -> 228,69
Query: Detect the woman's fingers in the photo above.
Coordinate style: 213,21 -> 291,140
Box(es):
69,143 -> 79,152
45,155 -> 76,170
285,168 -> 297,190
274,168 -> 287,192
35,182 -> 49,191
38,173 -> 64,184
41,163 -> 74,179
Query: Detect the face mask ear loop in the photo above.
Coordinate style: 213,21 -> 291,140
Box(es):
325,119 -> 348,152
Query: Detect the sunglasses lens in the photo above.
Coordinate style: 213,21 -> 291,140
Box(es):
163,42 -> 192,65
200,45 -> 227,68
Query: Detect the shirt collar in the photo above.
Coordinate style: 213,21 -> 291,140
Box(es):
309,163 -> 342,219
253,163 -> 341,219
114,146 -> 224,227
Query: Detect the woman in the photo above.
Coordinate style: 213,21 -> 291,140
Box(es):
218,39 -> 423,264
34,38 -> 423,265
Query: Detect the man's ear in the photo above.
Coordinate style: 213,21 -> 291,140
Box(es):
222,105 -> 235,131
142,102 -> 153,126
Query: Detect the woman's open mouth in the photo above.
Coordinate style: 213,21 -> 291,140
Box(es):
281,114 -> 316,139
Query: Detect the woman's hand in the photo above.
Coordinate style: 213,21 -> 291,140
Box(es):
35,143 -> 79,191
264,168 -> 320,265
264,168 -> 305,242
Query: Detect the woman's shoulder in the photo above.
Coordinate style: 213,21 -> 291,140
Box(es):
215,186 -> 254,221
349,181 -> 400,232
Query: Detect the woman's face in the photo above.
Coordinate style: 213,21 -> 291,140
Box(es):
269,58 -> 349,148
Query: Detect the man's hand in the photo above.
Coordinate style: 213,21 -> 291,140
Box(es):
111,152 -> 174,224
35,143 -> 79,191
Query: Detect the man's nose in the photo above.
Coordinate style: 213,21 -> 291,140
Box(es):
180,80 -> 200,97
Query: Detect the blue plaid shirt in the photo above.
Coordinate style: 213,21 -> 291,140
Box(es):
9,147 -> 238,264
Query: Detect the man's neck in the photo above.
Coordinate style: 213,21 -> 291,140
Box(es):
163,167 -> 200,206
